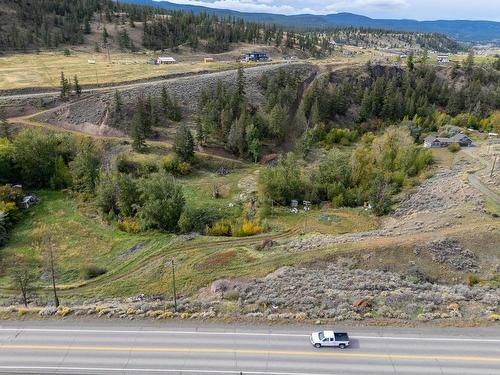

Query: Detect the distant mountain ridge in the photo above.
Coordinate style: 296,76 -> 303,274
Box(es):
122,0 -> 500,43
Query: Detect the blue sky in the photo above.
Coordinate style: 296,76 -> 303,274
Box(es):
155,0 -> 500,21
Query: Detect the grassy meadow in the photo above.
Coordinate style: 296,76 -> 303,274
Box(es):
0,51 -> 240,91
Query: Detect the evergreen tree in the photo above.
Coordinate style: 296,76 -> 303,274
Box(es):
114,90 -> 123,113
60,72 -> 70,97
236,65 -> 245,99
131,112 -> 146,152
102,26 -> 109,44
464,49 -> 475,73
195,118 -> 206,146
268,104 -> 288,142
227,112 -> 247,157
245,123 -> 261,163
407,50 -> 415,71
73,75 -> 82,96
84,17 -> 91,34
419,48 -> 429,64
0,108 -> 9,140
494,56 -> 500,71
173,124 -> 195,162
310,99 -> 321,127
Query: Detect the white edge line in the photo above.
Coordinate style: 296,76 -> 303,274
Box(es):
0,328 -> 499,343
0,366 -> 334,375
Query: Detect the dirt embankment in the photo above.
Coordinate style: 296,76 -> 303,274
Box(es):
33,63 -> 313,137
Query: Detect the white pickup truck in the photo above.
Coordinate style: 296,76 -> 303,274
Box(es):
310,330 -> 350,349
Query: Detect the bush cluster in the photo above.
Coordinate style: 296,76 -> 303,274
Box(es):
259,127 -> 433,216
205,219 -> 263,237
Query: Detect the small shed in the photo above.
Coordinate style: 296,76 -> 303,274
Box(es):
437,55 -> 450,64
204,57 -> 215,63
157,57 -> 176,64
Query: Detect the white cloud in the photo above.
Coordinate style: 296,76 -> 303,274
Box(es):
324,0 -> 408,14
153,0 -> 500,20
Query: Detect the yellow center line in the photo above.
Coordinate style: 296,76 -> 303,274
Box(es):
1,344 -> 499,362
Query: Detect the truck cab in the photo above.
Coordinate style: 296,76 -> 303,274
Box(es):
310,330 -> 350,349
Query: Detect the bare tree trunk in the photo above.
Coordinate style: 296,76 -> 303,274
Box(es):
21,287 -> 28,307
47,242 -> 59,308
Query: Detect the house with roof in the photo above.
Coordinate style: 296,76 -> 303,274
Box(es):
241,51 -> 269,62
157,56 -> 176,64
437,54 -> 450,64
423,133 -> 473,148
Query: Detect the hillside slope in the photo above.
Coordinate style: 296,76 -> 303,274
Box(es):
124,0 -> 500,43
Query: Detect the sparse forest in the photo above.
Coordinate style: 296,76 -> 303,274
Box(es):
0,0 -> 462,55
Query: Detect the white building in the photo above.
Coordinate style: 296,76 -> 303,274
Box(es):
437,55 -> 450,64
157,57 -> 176,64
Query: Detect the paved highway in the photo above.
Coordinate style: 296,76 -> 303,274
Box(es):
0,321 -> 499,374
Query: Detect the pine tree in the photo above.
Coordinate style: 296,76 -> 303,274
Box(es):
407,50 -> 415,71
84,17 -> 91,34
310,99 -> 321,127
131,112 -> 146,152
74,75 -> 82,96
195,118 -> 206,146
236,65 -> 245,99
227,112 -> 247,157
245,123 -> 261,163
464,49 -> 475,73
268,104 -> 288,142
60,72 -> 70,97
102,26 -> 109,44
419,48 -> 429,64
173,124 -> 195,162
494,56 -> 500,71
0,108 -> 10,140
114,90 -> 123,113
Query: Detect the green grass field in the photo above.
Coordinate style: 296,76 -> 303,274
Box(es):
0,160 -> 380,300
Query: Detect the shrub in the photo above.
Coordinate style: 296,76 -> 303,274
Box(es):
224,289 -> 240,301
232,220 -> 263,237
126,307 -> 136,315
0,184 -> 24,206
115,155 -> 137,175
206,219 -> 232,236
465,273 -> 481,286
56,306 -> 71,317
80,264 -> 107,280
448,143 -> 461,153
178,207 -> 220,234
489,314 -> 500,321
136,171 -> 185,231
0,201 -> 21,229
118,217 -> 140,233
161,155 -> 191,176
173,124 -> 195,162
177,161 -> 191,175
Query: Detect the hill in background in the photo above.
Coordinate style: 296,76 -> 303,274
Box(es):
123,0 -> 500,43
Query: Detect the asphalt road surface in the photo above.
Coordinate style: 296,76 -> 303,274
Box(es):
0,320 -> 499,374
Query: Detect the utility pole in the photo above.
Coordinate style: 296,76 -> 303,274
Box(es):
167,260 -> 177,312
46,240 -> 59,308
303,201 -> 311,233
